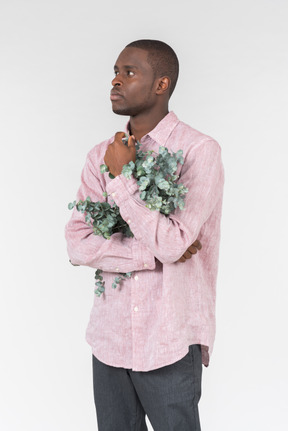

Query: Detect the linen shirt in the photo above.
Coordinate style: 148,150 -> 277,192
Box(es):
65,112 -> 224,371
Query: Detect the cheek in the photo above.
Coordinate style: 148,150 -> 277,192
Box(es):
127,81 -> 153,99
129,83 -> 143,98
136,87 -> 154,104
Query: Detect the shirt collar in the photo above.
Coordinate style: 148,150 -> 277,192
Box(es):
125,111 -> 179,146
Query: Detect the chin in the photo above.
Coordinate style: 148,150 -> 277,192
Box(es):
112,106 -> 134,116
112,108 -> 129,115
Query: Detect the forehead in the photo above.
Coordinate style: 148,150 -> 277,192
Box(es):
114,47 -> 152,71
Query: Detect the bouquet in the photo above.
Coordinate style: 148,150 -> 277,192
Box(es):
69,138 -> 188,296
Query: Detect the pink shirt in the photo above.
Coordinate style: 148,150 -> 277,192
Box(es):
65,112 -> 224,371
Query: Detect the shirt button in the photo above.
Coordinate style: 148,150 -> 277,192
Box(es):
134,306 -> 139,312
143,263 -> 148,268
115,267 -> 119,272
111,192 -> 116,197
134,275 -> 139,281
127,219 -> 131,224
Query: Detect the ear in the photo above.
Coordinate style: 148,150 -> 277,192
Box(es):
155,77 -> 170,95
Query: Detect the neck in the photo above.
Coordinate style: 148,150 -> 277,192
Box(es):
129,107 -> 169,141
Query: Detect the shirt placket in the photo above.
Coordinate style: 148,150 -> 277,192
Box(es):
130,270 -> 146,370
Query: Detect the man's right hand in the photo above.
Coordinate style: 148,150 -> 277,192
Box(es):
177,240 -> 202,263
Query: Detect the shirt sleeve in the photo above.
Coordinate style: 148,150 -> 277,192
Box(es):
65,150 -> 156,272
106,138 -> 224,264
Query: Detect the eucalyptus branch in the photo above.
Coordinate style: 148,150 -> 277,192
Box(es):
68,141 -> 188,296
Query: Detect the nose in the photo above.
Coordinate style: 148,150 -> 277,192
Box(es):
111,74 -> 122,87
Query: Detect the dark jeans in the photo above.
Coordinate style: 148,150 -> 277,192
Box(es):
92,344 -> 202,431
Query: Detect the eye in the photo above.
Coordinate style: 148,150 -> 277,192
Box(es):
114,71 -> 119,76
127,70 -> 135,76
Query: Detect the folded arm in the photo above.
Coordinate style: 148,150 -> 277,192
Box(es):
65,150 -> 155,272
106,138 -> 224,264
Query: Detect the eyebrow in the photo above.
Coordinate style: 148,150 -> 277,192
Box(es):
114,65 -> 138,70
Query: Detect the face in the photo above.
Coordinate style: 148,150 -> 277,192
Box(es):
110,47 -> 157,116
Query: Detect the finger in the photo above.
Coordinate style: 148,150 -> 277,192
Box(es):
183,250 -> 193,259
192,239 -> 202,250
187,245 -> 198,255
177,256 -> 186,263
127,135 -> 136,147
114,131 -> 126,144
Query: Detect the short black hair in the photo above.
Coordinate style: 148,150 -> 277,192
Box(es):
125,39 -> 179,97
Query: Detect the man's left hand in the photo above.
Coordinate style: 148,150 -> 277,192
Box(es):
104,132 -> 136,177
177,240 -> 202,263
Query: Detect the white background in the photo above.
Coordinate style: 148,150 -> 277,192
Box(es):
1,0 -> 287,430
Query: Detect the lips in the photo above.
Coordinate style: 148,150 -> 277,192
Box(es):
110,89 -> 124,101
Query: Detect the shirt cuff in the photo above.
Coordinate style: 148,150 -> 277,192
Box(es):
106,174 -> 138,206
132,240 -> 155,271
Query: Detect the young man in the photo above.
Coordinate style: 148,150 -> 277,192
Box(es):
65,39 -> 224,431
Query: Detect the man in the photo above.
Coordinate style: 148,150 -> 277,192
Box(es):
65,39 -> 224,431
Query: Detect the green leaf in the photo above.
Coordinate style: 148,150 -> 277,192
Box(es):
122,135 -> 129,145
68,201 -> 76,210
138,176 -> 150,191
94,286 -> 105,296
109,173 -> 115,179
100,164 -> 108,173
122,161 -> 135,179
